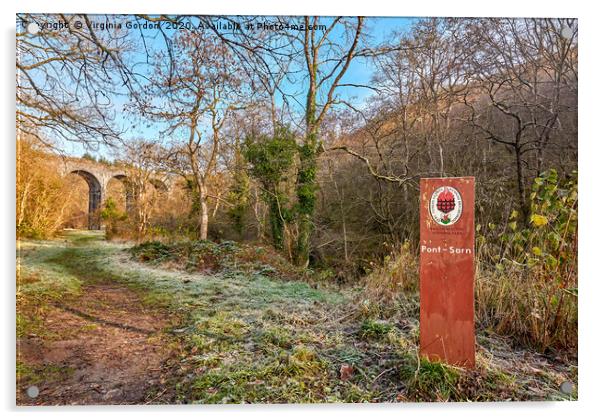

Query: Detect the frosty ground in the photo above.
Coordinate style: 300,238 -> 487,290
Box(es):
16,230 -> 577,404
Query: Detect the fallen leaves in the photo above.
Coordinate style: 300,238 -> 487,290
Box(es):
340,364 -> 353,381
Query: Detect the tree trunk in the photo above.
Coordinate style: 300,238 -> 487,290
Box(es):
252,186 -> 264,241
268,194 -> 285,250
295,74 -> 318,266
296,130 -> 318,267
515,146 -> 529,223
199,183 -> 209,240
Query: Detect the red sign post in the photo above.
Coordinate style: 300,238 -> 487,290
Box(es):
419,177 -> 475,368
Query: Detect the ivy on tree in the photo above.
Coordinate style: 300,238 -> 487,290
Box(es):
243,126 -> 297,250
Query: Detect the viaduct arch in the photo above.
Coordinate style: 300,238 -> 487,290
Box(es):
59,158 -> 171,230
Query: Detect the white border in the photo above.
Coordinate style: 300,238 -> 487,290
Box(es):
2,1 -> 598,420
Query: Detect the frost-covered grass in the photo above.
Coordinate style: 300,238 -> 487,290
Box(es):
16,230 -> 578,403
17,234 -> 86,338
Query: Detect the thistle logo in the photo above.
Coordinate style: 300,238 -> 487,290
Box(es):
429,186 -> 463,226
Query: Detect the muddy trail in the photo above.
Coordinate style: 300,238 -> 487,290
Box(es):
17,236 -> 179,405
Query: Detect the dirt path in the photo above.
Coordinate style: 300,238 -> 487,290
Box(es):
17,281 -> 176,405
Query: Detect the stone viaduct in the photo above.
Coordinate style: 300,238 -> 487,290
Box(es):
58,157 -> 171,230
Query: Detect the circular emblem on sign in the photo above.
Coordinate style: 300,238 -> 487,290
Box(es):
429,186 -> 463,226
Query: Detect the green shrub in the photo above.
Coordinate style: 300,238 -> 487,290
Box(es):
100,197 -> 128,239
400,357 -> 460,401
476,169 -> 578,350
359,319 -> 393,339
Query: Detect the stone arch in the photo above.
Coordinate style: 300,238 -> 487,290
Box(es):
149,178 -> 168,192
111,174 -> 134,213
70,170 -> 102,230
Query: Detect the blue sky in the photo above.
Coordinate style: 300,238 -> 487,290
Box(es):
335,17 -> 418,104
53,15 -> 418,158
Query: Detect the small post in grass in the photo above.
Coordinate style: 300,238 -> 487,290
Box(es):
419,177 -> 475,368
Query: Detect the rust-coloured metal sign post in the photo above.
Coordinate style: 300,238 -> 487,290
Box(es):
419,177 -> 475,368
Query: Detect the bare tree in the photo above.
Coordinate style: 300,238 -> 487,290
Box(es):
115,141 -> 166,240
463,18 -> 577,220
294,16 -> 364,266
140,30 -> 245,239
16,14 -> 144,149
